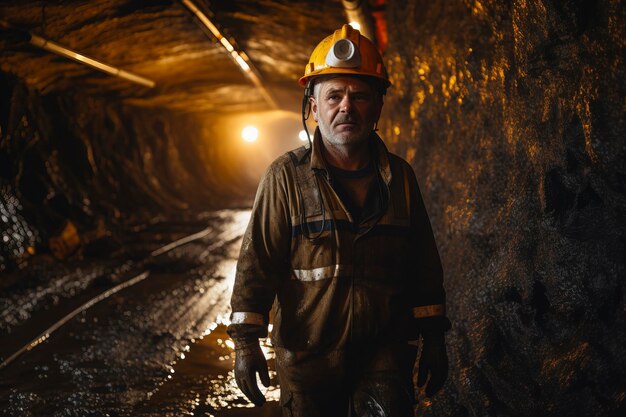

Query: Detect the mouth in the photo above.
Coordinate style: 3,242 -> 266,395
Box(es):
335,123 -> 358,132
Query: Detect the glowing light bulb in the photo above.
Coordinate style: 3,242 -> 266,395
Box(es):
241,126 -> 259,143
298,130 -> 309,142
348,21 -> 361,31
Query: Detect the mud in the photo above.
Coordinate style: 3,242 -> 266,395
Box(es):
0,211 -> 278,417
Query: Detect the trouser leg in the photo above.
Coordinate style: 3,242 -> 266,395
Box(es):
275,344 -> 416,417
276,347 -> 349,417
280,389 -> 350,417
352,371 -> 415,417
351,342 -> 417,417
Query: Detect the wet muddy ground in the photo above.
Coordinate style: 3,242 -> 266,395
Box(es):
0,210 -> 282,417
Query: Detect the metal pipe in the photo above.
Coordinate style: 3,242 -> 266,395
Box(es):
29,34 -> 155,88
180,0 -> 278,109
342,0 -> 377,44
1,19 -> 155,88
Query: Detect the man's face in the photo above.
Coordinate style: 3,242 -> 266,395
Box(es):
310,76 -> 382,149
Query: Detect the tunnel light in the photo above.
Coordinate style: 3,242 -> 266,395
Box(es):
241,126 -> 259,143
232,52 -> 250,72
220,37 -> 235,52
348,21 -> 361,31
342,0 -> 376,42
298,130 -> 309,142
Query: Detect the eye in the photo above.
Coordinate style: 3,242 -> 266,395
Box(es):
353,93 -> 370,101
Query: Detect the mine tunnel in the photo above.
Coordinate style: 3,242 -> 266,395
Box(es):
0,1 -> 625,416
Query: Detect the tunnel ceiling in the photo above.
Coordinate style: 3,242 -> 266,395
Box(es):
0,0 -> 346,113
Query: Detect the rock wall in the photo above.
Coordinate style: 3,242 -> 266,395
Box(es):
381,1 -> 625,416
0,72 -> 244,273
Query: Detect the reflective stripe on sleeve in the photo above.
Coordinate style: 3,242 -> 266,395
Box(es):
230,312 -> 265,325
291,264 -> 352,282
413,304 -> 446,318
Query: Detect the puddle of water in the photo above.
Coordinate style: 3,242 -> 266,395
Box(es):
140,223 -> 282,417
142,320 -> 281,417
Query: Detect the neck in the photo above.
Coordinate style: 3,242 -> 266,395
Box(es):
320,138 -> 371,171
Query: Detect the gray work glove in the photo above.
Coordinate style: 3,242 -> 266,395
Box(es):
417,331 -> 448,397
233,339 -> 270,406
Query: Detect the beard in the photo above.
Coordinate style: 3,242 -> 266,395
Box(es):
317,114 -> 372,148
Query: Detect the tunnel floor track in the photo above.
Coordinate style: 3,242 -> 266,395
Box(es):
0,209 -> 281,416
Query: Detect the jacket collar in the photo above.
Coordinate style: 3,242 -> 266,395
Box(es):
308,127 -> 392,185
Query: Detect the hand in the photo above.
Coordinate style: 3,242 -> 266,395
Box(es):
417,331 -> 448,397
233,339 -> 270,406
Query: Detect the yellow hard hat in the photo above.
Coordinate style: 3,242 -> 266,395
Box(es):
299,24 -> 390,88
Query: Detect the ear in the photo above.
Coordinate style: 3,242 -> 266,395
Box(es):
310,96 -> 318,122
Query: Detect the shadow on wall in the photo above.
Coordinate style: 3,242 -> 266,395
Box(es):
380,1 -> 625,416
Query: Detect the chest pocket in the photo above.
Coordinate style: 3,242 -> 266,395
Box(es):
288,147 -> 327,241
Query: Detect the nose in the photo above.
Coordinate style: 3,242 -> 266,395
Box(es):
339,95 -> 352,113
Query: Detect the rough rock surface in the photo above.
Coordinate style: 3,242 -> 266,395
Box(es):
0,72 -> 249,273
381,1 -> 625,416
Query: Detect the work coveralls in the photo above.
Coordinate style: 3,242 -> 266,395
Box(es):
229,128 -> 449,416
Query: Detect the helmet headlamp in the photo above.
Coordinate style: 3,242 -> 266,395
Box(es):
325,39 -> 361,68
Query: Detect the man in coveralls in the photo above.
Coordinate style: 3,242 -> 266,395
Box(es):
227,24 -> 451,417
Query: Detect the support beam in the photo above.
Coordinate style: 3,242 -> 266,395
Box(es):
342,0 -> 377,44
180,0 -> 279,110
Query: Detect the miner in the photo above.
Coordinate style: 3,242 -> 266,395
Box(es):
227,24 -> 450,417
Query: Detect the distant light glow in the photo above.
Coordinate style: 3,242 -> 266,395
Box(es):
298,130 -> 309,142
348,21 -> 361,31
241,126 -> 259,142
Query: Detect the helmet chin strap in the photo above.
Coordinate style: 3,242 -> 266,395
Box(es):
373,93 -> 384,132
297,79 -> 327,243
301,80 -> 314,147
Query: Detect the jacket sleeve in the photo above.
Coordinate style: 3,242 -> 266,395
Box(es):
228,158 -> 292,340
405,165 -> 451,336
